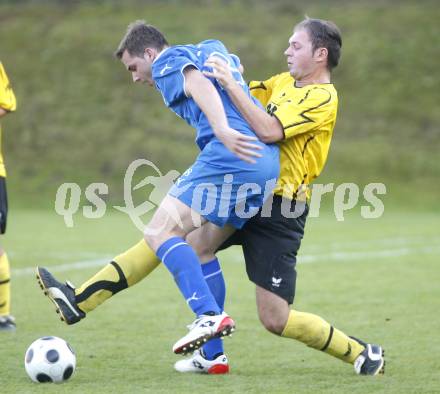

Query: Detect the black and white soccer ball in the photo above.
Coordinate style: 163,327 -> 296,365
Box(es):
24,336 -> 76,383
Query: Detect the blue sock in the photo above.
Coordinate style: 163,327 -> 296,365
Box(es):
157,237 -> 221,316
200,258 -> 226,360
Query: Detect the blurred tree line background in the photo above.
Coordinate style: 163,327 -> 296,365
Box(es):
0,0 -> 438,209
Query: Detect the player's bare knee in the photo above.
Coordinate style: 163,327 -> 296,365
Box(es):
144,214 -> 186,251
258,309 -> 286,335
186,232 -> 202,254
144,227 -> 175,251
187,235 -> 211,261
197,243 -> 212,261
257,304 -> 288,335
143,232 -> 159,251
144,226 -> 183,251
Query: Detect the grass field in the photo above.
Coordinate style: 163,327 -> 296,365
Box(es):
1,208 -> 439,393
1,1 -> 439,205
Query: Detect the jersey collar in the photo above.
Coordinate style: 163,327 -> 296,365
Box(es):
153,46 -> 171,64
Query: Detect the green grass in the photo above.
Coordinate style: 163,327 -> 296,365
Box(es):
1,0 -> 439,206
1,208 -> 439,393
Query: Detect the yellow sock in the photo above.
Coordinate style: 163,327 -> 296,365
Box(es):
0,252 -> 11,316
281,309 -> 365,364
75,240 -> 160,313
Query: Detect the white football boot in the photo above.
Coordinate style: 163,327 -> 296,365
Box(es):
173,312 -> 235,355
174,349 -> 229,374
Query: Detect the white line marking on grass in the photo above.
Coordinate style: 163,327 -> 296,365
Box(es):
302,236 -> 440,252
298,246 -> 440,264
12,244 -> 440,277
13,258 -> 112,277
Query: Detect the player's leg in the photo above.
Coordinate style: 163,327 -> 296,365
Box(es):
0,176 -> 14,331
0,246 -> 15,331
36,193 -> 221,325
75,240 -> 159,312
35,203 -> 232,326
36,239 -> 161,325
256,286 -> 363,360
186,223 -> 232,339
36,217 -> 230,325
144,194 -> 235,354
245,226 -> 365,362
174,222 -> 235,373
256,286 -> 384,375
246,196 -> 384,375
37,166 -> 212,326
247,196 -> 364,360
145,195 -> 222,316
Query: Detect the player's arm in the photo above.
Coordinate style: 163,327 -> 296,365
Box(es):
0,62 -> 17,118
203,57 -> 284,143
0,104 -> 16,119
183,66 -> 263,164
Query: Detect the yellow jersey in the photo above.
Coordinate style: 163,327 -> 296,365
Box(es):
0,62 -> 17,178
250,72 -> 338,200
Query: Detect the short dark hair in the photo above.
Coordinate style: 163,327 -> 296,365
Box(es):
115,20 -> 169,59
295,18 -> 342,70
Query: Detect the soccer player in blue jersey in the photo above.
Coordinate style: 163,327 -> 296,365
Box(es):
37,21 -> 279,354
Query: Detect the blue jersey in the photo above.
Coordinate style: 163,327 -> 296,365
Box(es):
152,40 -> 262,150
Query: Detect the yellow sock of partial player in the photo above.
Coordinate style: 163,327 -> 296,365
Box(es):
0,253 -> 11,316
75,240 -> 160,313
281,309 -> 365,364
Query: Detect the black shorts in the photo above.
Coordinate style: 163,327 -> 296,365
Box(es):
219,195 -> 308,304
0,177 -> 8,234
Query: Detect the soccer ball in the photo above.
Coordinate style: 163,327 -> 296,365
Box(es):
24,336 -> 76,383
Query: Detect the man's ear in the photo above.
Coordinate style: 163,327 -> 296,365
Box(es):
143,47 -> 155,61
315,47 -> 328,64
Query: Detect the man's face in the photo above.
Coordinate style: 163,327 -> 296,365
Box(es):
284,28 -> 319,80
121,49 -> 154,86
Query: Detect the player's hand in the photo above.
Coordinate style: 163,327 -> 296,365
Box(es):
215,126 -> 263,164
203,57 -> 236,90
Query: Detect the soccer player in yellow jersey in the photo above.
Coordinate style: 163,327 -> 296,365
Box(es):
176,18 -> 384,375
0,62 -> 17,331
36,18 -> 384,375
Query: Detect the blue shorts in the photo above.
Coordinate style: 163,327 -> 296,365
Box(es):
169,139 -> 279,229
